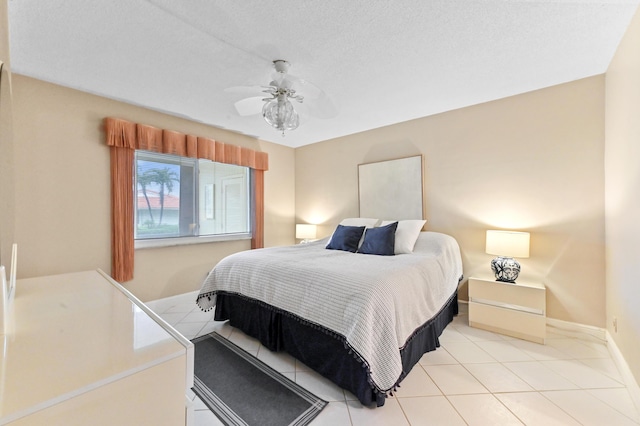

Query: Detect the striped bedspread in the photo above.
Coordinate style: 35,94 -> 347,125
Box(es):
197,231 -> 463,393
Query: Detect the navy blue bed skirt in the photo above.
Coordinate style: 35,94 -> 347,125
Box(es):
213,290 -> 458,407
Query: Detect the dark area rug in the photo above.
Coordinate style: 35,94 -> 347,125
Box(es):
191,332 -> 327,426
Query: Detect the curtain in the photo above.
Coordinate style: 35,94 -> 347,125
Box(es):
251,170 -> 265,249
104,117 -> 268,282
104,118 -> 136,282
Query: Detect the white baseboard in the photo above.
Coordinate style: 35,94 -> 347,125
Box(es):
546,317 -> 607,342
606,331 -> 640,416
146,290 -> 199,310
544,318 -> 640,414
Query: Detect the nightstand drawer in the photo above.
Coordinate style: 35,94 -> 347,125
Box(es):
469,278 -> 545,313
469,301 -> 546,344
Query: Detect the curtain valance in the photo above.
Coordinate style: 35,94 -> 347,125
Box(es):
104,117 -> 269,170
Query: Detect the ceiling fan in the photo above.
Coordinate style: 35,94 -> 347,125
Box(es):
225,60 -> 337,136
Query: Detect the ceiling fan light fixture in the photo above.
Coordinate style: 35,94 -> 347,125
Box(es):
262,95 -> 299,136
230,59 -> 333,136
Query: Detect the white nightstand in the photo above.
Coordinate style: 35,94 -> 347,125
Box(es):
468,276 -> 546,344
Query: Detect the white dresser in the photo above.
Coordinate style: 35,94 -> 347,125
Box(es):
468,276 -> 546,344
0,270 -> 194,425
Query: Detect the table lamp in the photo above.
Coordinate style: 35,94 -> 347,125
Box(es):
485,230 -> 530,283
296,224 -> 317,244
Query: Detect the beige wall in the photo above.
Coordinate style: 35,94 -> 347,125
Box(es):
605,7 -> 640,387
296,76 -> 606,327
8,75 -> 295,301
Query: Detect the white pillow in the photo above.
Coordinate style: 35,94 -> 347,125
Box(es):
340,218 -> 381,228
380,219 -> 426,254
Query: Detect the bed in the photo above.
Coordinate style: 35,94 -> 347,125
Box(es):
196,222 -> 463,407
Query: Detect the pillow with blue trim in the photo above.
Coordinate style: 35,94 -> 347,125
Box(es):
326,225 -> 366,253
358,221 -> 398,256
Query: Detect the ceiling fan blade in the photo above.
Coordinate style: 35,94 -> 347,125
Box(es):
296,93 -> 338,119
233,96 -> 265,116
291,78 -> 327,101
224,85 -> 264,97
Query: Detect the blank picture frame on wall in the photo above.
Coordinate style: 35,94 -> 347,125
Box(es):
358,155 -> 424,220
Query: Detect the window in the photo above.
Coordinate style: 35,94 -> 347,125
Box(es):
134,151 -> 250,242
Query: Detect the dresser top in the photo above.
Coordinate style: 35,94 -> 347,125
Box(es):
1,270 -> 188,423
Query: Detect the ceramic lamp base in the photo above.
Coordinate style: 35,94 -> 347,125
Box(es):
491,256 -> 521,283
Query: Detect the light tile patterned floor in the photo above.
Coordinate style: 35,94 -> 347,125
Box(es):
146,292 -> 640,426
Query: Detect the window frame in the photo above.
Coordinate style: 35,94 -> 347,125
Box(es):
133,150 -> 253,249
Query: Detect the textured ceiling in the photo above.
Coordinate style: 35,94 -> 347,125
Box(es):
7,0 -> 640,148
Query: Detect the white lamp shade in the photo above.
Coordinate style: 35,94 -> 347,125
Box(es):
485,230 -> 530,258
296,224 -> 317,240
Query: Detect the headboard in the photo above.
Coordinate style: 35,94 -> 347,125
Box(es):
358,155 -> 424,220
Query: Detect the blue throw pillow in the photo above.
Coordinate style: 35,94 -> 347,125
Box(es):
358,221 -> 398,256
326,224 -> 366,253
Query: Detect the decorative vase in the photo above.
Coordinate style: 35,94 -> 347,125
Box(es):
491,256 -> 520,283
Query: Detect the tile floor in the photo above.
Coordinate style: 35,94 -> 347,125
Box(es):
146,292 -> 640,426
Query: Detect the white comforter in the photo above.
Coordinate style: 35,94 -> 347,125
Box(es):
197,231 -> 463,392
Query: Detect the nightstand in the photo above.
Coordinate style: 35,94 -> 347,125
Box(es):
468,276 -> 546,344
